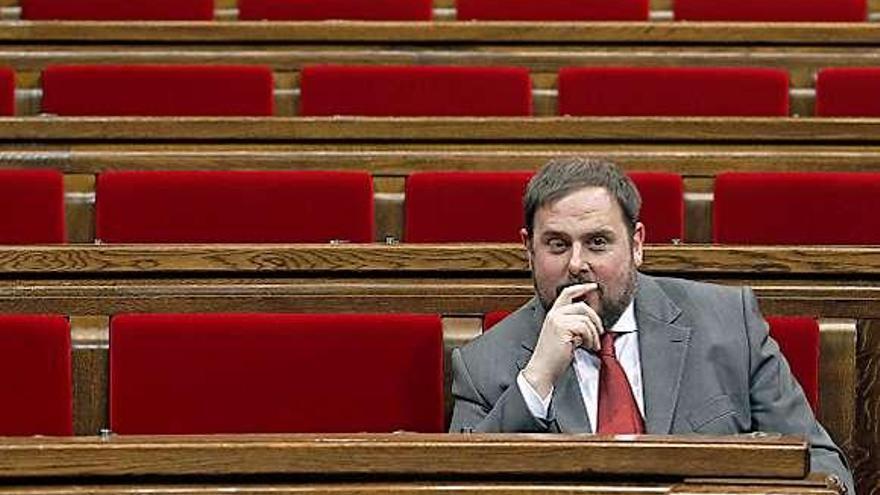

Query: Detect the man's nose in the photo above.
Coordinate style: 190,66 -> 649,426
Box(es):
567,242 -> 591,275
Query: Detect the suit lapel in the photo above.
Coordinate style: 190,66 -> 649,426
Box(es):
635,274 -> 692,434
516,298 -> 591,433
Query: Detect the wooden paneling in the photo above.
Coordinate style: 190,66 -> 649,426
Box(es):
2,117 -> 880,143
0,22 -> 879,44
854,320 -> 880,495
0,434 -> 808,479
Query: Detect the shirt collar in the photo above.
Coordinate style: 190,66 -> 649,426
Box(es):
610,301 -> 637,334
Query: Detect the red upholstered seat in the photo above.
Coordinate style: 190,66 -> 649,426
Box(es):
628,172 -> 684,244
816,68 -> 880,117
404,171 -> 682,243
766,316 -> 820,413
0,67 -> 13,116
0,315 -> 72,436
405,171 -> 533,242
674,0 -> 866,22
110,313 -> 444,434
0,169 -> 66,244
299,65 -> 532,116
20,0 -> 214,19
483,312 -> 820,413
456,0 -> 648,20
714,172 -> 880,244
96,170 -> 374,243
41,65 -> 274,116
557,67 -> 790,116
239,0 -> 432,20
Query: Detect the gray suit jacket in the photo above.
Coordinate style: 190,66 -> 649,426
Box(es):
450,274 -> 854,493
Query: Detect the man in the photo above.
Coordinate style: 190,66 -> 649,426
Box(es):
449,157 -> 854,493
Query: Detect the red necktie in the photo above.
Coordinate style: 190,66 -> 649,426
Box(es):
596,332 -> 645,434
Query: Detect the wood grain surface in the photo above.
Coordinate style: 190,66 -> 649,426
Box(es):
0,434 -> 807,479
0,245 -> 878,275
2,117 -> 880,143
0,21 -> 879,44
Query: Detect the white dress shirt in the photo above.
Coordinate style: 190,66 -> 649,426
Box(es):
516,302 -> 645,431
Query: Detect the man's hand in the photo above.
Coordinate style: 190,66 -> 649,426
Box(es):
522,283 -> 604,399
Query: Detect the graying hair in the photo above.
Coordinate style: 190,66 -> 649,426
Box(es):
524,157 -> 641,236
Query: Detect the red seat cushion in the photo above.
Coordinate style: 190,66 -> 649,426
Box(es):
816,67 -> 880,117
21,0 -> 213,20
558,67 -> 789,116
299,65 -> 532,116
483,310 -> 509,332
714,172 -> 880,244
0,67 -> 13,116
41,65 -> 274,116
0,315 -> 72,436
405,171 -> 533,242
766,316 -> 820,413
628,172 -> 684,244
0,169 -> 66,244
239,0 -> 431,20
674,0 -> 866,22
110,313 -> 444,434
457,0 -> 648,20
96,170 -> 374,243
404,171 -> 682,243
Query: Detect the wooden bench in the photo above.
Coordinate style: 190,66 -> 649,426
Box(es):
0,434 -> 832,495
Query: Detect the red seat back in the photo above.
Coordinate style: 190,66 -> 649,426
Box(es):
0,170 -> 66,244
299,65 -> 532,116
405,171 -> 533,242
21,0 -> 214,19
714,172 -> 880,244
628,172 -> 684,244
484,311 -> 820,413
674,0 -> 866,22
0,67 -> 13,116
404,171 -> 683,243
456,0 -> 648,20
239,0 -> 432,20
0,315 -> 72,436
21,0 -> 214,21
96,170 -> 374,243
42,65 -> 274,116
766,316 -> 820,413
816,67 -> 880,117
110,313 -> 444,434
558,67 -> 790,116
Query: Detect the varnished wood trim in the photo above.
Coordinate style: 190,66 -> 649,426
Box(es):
0,434 -> 807,479
1,245 -> 880,275
1,21 -> 880,44
2,117 -> 880,143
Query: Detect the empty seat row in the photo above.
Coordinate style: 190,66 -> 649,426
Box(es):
0,311 -> 819,436
0,313 -> 443,436
5,168 -> 880,245
15,0 -> 870,22
3,65 -> 880,117
1,169 -> 683,244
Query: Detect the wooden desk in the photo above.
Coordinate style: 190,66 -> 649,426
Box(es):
0,434 -> 832,495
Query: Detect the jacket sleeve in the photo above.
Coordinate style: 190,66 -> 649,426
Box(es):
742,286 -> 855,494
448,346 -> 550,433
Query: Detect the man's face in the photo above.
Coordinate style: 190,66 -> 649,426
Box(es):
521,186 -> 645,329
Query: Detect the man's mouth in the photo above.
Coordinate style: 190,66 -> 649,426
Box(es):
555,280 -> 604,303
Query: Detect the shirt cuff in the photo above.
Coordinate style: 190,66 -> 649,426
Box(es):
517,370 -> 553,420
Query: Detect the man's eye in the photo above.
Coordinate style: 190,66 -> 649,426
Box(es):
590,237 -> 608,249
547,239 -> 568,251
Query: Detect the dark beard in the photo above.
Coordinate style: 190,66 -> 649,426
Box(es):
547,267 -> 638,330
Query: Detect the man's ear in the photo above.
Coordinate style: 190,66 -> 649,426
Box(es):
631,222 -> 645,267
520,228 -> 533,270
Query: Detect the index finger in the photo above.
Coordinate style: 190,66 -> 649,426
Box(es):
552,282 -> 599,310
